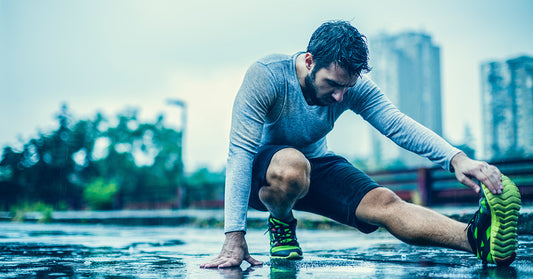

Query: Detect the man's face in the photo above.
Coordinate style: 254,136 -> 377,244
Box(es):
304,63 -> 358,106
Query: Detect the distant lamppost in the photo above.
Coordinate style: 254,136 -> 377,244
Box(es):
166,99 -> 187,208
166,99 -> 187,149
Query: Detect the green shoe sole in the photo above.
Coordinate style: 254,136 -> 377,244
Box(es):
271,251 -> 303,260
481,175 -> 521,266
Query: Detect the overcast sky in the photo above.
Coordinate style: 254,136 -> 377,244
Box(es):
1,0 -> 532,171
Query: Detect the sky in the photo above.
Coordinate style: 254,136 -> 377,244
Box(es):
1,0 -> 532,172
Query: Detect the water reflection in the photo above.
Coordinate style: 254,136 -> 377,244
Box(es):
207,260 -> 299,279
35,263 -> 75,279
0,222 -> 532,278
1,242 -> 186,278
270,260 -> 299,279
476,266 -> 518,279
211,266 -> 264,279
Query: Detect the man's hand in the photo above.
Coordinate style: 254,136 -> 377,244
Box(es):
199,231 -> 263,268
451,152 -> 503,195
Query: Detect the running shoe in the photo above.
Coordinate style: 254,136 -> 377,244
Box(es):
267,215 -> 303,259
467,175 -> 521,266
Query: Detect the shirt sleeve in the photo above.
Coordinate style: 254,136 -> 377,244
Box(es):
224,62 -> 277,233
350,76 -> 461,171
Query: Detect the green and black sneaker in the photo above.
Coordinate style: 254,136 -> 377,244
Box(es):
467,175 -> 521,266
267,215 -> 303,260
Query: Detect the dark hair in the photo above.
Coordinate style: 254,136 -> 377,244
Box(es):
306,20 -> 371,77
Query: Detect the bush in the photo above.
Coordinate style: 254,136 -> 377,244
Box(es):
83,179 -> 118,210
10,202 -> 54,223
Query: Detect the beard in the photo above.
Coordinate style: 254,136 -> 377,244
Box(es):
303,73 -> 335,106
304,73 -> 327,106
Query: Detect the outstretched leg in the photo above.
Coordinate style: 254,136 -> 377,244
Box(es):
355,187 -> 472,252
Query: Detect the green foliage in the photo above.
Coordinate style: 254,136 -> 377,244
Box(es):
10,202 -> 54,223
185,167 -> 225,207
83,179 -> 118,210
384,158 -> 407,170
0,104 -> 186,210
366,157 -> 407,171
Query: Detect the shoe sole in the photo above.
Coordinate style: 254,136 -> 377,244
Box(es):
271,251 -> 303,260
481,175 -> 521,266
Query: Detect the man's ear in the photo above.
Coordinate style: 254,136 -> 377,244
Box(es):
304,53 -> 314,70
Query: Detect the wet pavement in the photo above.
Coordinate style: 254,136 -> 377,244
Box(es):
1,222 -> 532,278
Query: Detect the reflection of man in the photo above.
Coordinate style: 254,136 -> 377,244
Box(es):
201,20 -> 521,268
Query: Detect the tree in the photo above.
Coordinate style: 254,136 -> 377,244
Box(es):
185,167 -> 225,208
0,104 -> 186,210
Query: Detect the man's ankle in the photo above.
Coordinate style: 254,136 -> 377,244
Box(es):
270,214 -> 295,223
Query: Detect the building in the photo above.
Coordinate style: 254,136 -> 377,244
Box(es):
368,32 -> 443,168
481,55 -> 533,160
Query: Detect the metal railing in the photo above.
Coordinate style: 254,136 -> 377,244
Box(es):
367,158 -> 533,206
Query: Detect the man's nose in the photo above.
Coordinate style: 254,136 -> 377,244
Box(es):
332,88 -> 346,102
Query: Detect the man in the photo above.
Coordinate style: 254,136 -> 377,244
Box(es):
200,20 -> 521,268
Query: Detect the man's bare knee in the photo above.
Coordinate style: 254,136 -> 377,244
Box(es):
356,187 -> 405,226
266,148 -> 310,197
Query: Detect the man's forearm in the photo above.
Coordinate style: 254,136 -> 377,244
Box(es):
224,151 -> 255,233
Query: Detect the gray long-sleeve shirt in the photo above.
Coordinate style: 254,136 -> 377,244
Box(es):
224,53 -> 461,233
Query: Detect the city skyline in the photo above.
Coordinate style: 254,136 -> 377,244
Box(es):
2,1 -> 532,171
481,55 -> 533,160
369,31 -> 443,168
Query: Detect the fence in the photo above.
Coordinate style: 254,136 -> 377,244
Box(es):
368,158 -> 533,206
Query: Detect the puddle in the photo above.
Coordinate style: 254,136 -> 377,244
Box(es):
0,222 -> 531,278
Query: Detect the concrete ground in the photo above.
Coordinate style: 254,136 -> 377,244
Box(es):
0,222 -> 532,278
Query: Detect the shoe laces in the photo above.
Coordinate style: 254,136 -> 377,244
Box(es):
466,191 -> 489,232
466,211 -> 478,232
267,218 -> 297,246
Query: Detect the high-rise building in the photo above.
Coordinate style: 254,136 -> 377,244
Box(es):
368,32 -> 443,168
481,55 -> 533,160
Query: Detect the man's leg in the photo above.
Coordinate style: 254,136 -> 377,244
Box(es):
258,147 -> 311,222
355,187 -> 472,252
257,147 -> 310,259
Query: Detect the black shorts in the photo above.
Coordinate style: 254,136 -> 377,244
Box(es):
249,145 -> 381,234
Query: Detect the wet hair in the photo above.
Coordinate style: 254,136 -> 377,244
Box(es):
306,20 -> 371,77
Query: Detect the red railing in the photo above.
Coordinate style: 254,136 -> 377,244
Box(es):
367,158 -> 533,206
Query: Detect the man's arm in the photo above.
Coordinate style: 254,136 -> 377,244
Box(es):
351,77 -> 460,171
351,77 -> 504,194
201,61 -> 277,268
223,61 -> 277,233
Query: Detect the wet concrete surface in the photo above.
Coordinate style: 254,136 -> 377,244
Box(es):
0,222 -> 532,278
